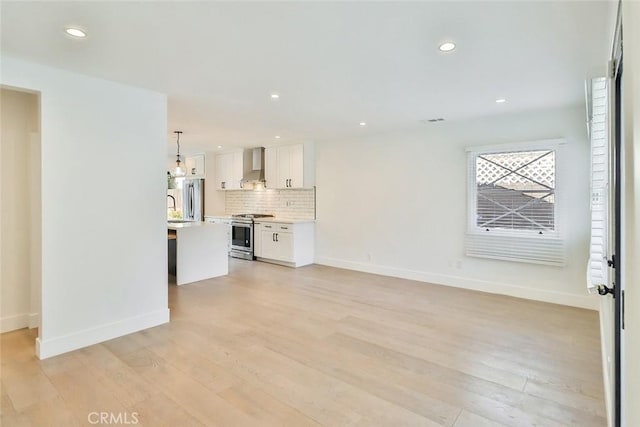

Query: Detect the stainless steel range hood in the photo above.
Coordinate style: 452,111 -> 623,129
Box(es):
242,147 -> 265,183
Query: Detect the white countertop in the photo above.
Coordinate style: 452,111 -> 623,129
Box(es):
205,215 -> 315,224
168,221 -> 218,230
253,217 -> 316,224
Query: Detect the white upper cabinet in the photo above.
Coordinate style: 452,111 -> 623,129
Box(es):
265,147 -> 278,189
265,142 -> 314,189
214,151 -> 243,190
185,154 -> 205,178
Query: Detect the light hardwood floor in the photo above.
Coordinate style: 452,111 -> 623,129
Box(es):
1,260 -> 605,426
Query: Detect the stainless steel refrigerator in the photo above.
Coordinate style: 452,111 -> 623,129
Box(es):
169,178 -> 204,221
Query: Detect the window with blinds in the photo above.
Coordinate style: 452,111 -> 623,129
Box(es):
475,150 -> 555,232
466,140 -> 566,266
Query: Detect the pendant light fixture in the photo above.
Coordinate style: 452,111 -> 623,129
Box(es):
173,130 -> 185,177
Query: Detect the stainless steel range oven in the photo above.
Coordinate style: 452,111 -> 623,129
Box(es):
230,214 -> 274,260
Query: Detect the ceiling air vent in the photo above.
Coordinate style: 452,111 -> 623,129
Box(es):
420,118 -> 445,124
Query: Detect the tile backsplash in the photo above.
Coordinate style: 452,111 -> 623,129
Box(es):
225,188 -> 315,219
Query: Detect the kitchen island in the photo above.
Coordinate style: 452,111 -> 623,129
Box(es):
168,222 -> 228,285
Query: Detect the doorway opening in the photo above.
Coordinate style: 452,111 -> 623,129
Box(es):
0,86 -> 42,350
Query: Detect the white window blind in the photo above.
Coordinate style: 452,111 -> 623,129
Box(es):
476,150 -> 555,231
587,77 -> 609,292
466,140 -> 566,266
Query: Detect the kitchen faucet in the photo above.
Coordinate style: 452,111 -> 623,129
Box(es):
167,195 -> 176,210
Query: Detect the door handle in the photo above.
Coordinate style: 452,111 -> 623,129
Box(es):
275,233 -> 279,242
597,284 -> 615,296
189,184 -> 194,218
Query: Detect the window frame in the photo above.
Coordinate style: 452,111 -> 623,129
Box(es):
467,139 -> 566,240
465,139 -> 567,266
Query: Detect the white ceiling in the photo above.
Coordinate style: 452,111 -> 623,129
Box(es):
1,1 -> 614,154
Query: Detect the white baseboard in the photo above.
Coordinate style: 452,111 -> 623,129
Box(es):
315,257 -> 598,310
29,313 -> 39,329
1,313 -> 30,333
36,308 -> 170,360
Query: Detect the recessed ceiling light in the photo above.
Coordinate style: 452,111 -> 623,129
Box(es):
495,98 -> 507,103
270,93 -> 280,99
359,122 -> 367,126
275,135 -> 281,139
438,42 -> 456,52
217,145 -> 223,149
65,27 -> 87,38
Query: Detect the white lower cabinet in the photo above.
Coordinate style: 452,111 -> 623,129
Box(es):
254,222 -> 314,267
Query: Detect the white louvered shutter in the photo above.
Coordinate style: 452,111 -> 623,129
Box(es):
587,77 -> 609,292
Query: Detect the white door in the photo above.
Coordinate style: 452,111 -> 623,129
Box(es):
260,229 -> 278,259
588,25 -> 624,424
588,77 -> 615,427
230,151 -> 243,189
215,153 -> 229,190
277,146 -> 292,188
275,231 -> 294,262
265,147 -> 278,189
288,144 -> 304,188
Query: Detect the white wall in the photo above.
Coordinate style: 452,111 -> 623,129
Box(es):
0,88 -> 39,332
622,1 -> 640,425
204,152 -> 225,215
1,56 -> 169,358
316,105 -> 594,309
